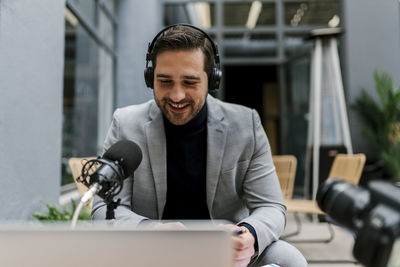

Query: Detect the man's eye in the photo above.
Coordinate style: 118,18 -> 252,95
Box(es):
160,80 -> 172,84
184,81 -> 197,86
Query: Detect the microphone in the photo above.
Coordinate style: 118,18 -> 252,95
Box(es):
71,140 -> 142,225
77,140 -> 143,202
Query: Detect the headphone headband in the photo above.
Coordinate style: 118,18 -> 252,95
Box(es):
146,23 -> 220,66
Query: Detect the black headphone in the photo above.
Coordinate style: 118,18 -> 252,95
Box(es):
144,24 -> 222,91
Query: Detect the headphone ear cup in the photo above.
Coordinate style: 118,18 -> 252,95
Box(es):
144,67 -> 154,88
208,68 -> 222,91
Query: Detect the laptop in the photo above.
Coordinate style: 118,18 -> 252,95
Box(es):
0,222 -> 233,267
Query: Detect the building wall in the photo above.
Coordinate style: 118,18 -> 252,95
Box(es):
0,0 -> 65,219
115,0 -> 161,108
341,0 -> 400,157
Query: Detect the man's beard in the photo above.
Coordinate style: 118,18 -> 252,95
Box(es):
156,97 -> 203,125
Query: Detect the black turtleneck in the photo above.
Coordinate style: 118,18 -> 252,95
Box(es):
162,103 -> 210,220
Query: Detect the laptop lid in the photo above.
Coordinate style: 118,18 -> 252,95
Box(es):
0,223 -> 233,267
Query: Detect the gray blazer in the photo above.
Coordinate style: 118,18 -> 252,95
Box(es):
92,95 -> 286,254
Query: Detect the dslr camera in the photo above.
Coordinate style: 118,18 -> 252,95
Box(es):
317,178 -> 400,267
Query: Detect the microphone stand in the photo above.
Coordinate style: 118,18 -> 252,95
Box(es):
105,196 -> 121,220
103,170 -> 132,220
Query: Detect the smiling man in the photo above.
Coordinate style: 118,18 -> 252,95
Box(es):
153,49 -> 207,125
92,24 -> 307,267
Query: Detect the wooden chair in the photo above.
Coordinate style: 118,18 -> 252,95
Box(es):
272,155 -> 297,201
68,157 -> 96,206
283,153 -> 366,243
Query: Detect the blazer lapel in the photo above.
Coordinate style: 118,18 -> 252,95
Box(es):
206,96 -> 228,214
145,102 -> 167,219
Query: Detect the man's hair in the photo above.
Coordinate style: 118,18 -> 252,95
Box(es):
150,25 -> 215,78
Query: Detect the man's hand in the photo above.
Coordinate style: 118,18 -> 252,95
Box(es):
220,224 -> 255,267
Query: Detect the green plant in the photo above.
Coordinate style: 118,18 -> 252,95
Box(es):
353,71 -> 400,182
32,199 -> 91,221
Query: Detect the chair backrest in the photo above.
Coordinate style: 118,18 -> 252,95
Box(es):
272,155 -> 297,200
68,157 -> 96,197
328,153 -> 366,185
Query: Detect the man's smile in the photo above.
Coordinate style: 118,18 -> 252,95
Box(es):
167,102 -> 190,113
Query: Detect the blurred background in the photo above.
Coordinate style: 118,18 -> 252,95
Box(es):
0,0 -> 399,221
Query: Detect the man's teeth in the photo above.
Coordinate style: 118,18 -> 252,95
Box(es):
170,103 -> 187,109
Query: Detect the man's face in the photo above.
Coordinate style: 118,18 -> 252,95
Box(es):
153,49 -> 208,125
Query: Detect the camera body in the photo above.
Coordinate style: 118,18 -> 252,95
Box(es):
317,178 -> 400,267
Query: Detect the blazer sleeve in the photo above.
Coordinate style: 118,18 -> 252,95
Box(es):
90,109 -> 150,226
238,109 -> 286,255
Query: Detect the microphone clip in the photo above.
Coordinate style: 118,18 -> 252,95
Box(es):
76,157 -> 125,199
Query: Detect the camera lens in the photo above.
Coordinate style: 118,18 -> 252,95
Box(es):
317,178 -> 370,231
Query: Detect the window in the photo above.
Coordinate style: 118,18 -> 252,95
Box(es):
61,0 -> 117,186
284,1 -> 339,27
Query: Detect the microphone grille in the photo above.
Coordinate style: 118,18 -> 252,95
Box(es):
103,140 -> 143,177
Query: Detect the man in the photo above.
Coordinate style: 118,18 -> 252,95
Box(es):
92,24 -> 307,267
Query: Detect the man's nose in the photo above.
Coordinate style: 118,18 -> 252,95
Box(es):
169,85 -> 185,102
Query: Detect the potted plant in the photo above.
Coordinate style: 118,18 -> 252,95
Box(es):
32,199 -> 91,221
353,71 -> 400,183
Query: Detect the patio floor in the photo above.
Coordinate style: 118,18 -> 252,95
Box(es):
283,213 -> 363,267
